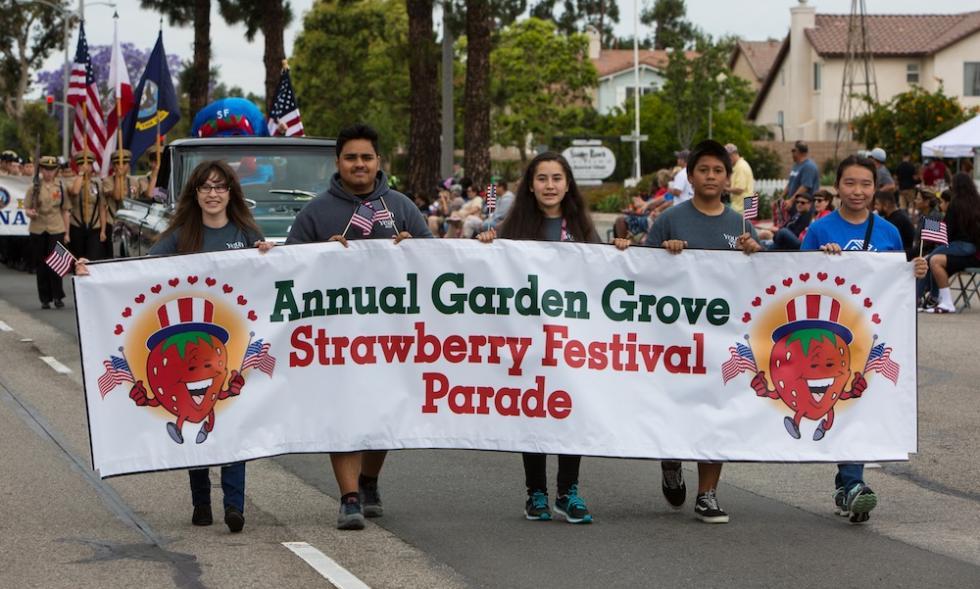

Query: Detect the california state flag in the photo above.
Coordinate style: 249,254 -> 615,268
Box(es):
102,13 -> 135,177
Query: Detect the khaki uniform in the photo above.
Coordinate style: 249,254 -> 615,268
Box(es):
68,176 -> 104,260
27,180 -> 70,235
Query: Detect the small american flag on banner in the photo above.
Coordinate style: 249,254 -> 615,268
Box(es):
865,343 -> 899,385
242,339 -> 276,377
349,202 -> 378,236
98,355 -> 135,398
742,196 -> 759,220
44,242 -> 75,277
921,218 -> 948,245
486,183 -> 497,214
373,207 -> 392,223
721,342 -> 758,384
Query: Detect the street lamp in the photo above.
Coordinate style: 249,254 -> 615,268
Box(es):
14,0 -> 116,159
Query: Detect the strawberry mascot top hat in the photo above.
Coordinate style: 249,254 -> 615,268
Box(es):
772,294 -> 853,344
146,297 -> 229,350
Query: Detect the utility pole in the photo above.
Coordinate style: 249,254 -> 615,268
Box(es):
440,1 -> 454,180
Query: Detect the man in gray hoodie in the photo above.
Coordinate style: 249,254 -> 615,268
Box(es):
286,123 -> 432,530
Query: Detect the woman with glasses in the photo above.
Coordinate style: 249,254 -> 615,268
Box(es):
77,160 -> 272,531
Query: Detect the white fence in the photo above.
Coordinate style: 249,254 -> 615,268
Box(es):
755,178 -> 788,195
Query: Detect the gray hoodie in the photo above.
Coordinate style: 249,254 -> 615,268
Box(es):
286,170 -> 432,244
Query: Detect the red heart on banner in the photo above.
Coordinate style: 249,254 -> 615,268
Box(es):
187,275 -> 198,284
864,297 -> 872,308
742,312 -> 752,323
168,278 -> 179,287
751,297 -> 761,307
150,284 -> 162,294
817,272 -> 828,281
871,313 -> 881,324
782,277 -> 793,287
114,324 -> 124,335
205,277 -> 217,287
766,285 -> 776,295
237,295 -> 247,306
835,276 -> 845,286
223,284 -> 233,294
799,272 -> 810,282
121,307 -> 131,318
851,284 -> 861,295
135,294 -> 145,304
247,310 -> 258,321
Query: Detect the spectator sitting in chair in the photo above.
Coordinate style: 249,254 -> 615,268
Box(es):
769,192 -> 813,250
613,169 -> 672,240
918,173 -> 980,313
911,188 -> 942,257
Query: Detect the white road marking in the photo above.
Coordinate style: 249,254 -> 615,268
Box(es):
0,320 -> 12,331
282,542 -> 371,589
39,356 -> 72,374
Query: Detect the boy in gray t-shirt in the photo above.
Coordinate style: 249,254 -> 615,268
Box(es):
618,139 -> 762,524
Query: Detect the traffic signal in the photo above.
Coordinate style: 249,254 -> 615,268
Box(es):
45,95 -> 54,114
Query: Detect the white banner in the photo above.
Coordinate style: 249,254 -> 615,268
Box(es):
0,176 -> 32,236
76,240 -> 917,478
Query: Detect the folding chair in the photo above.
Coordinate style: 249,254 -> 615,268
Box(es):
951,268 -> 980,309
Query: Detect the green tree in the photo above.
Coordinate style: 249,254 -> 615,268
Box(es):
490,18 -> 597,165
0,102 -> 60,156
406,0 -> 441,197
530,0 -> 619,45
290,0 -> 409,155
852,87 -> 979,166
141,0 -> 212,117
0,0 -> 71,119
464,0 -> 492,185
218,0 -> 294,113
641,0 -> 698,50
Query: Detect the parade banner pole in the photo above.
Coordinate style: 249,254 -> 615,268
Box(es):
82,102 -> 90,217
154,19 -> 163,172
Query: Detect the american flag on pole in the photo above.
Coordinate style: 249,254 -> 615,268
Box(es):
67,22 -> 107,174
721,342 -> 758,384
864,343 -> 900,385
921,218 -> 948,245
44,242 -> 75,277
486,183 -> 497,215
242,339 -> 276,377
742,196 -> 759,220
268,67 -> 304,137
98,355 -> 135,398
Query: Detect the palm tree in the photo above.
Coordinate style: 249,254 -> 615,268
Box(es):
218,0 -> 293,114
141,0 -> 211,117
406,0 -> 440,197
463,0 -> 491,186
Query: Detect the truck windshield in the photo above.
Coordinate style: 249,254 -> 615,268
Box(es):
176,146 -> 336,202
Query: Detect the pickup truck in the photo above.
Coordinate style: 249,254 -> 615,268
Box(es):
112,136 -> 336,257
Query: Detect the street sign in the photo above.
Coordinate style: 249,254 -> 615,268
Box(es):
562,145 -> 617,182
620,135 -> 649,142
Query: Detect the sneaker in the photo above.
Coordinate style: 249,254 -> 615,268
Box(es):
337,498 -> 366,530
661,461 -> 686,509
524,490 -> 552,521
191,504 -> 213,526
925,305 -> 956,314
833,487 -> 849,517
40,302 -> 51,310
224,506 -> 245,533
359,482 -> 383,518
54,299 -> 65,308
846,484 -> 877,524
554,485 -> 592,524
694,490 -> 729,524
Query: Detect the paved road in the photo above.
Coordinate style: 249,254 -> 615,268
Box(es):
2,261 -> 980,588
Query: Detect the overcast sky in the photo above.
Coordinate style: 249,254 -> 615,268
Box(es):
38,0 -> 975,101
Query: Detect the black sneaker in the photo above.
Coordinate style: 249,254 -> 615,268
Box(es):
192,504 -> 213,526
224,506 -> 245,533
661,461 -> 686,509
337,497 -> 365,530
359,481 -> 383,518
846,483 -> 877,524
54,299 -> 65,308
524,490 -> 552,521
694,490 -> 729,524
40,302 -> 51,310
554,485 -> 593,524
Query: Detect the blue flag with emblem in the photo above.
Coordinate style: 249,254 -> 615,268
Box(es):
122,30 -> 180,163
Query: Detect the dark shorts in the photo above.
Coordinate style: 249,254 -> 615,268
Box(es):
946,254 -> 980,275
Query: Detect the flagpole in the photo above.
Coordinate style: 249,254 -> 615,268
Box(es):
82,101 -> 89,218
240,331 -> 255,373
155,22 -> 163,171
861,334 -> 879,374
117,346 -> 135,383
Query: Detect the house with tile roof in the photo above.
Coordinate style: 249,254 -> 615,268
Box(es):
586,28 -> 698,115
729,39 -> 783,92
747,0 -> 980,142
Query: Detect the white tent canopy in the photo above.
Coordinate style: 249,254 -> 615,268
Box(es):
921,115 -> 980,159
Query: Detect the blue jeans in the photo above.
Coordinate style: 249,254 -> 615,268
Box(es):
772,227 -> 802,250
916,241 -> 978,300
189,462 -> 246,511
835,463 -> 864,492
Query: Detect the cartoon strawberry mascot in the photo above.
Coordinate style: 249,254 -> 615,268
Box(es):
751,294 -> 867,441
128,297 -> 244,444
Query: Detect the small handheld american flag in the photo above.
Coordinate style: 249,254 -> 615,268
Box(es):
864,342 -> 899,385
242,339 -> 276,377
721,341 -> 758,384
485,183 -> 497,215
921,218 -> 948,245
349,202 -> 378,236
45,242 -> 76,277
97,355 -> 135,398
742,195 -> 759,220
